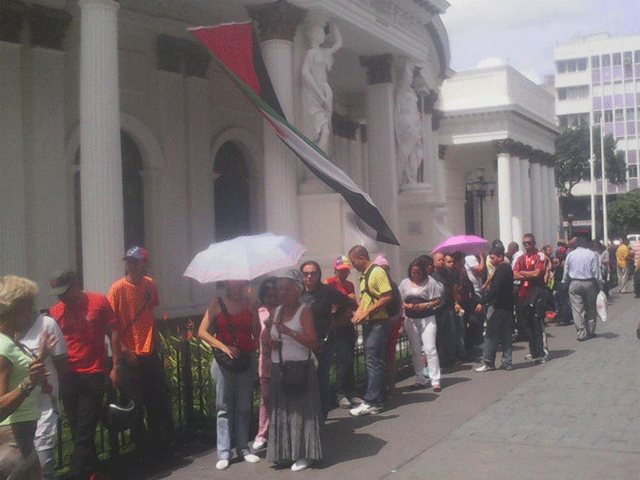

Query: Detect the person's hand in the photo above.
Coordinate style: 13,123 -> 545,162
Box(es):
122,348 -> 138,365
224,345 -> 241,359
351,311 -> 366,324
454,303 -> 462,313
27,358 -> 48,386
38,331 -> 58,360
475,304 -> 484,314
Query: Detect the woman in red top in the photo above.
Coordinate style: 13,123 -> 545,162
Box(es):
197,281 -> 260,471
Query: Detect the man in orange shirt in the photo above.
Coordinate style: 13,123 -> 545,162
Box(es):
108,246 -> 173,463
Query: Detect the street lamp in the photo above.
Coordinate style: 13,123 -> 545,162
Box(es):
466,167 -> 496,238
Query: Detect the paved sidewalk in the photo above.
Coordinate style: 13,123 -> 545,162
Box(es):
140,292 -> 640,480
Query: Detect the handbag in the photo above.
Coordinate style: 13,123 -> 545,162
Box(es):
212,297 -> 253,373
276,308 -> 311,390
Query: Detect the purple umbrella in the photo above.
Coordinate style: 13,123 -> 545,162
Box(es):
432,235 -> 490,256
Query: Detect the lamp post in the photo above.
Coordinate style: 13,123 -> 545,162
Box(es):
466,167 -> 496,238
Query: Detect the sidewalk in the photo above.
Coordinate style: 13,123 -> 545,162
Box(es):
141,292 -> 640,480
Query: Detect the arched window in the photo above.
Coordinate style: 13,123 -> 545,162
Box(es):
214,142 -> 251,241
74,131 -> 145,283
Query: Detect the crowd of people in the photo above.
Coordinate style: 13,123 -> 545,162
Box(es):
0,233 -> 637,478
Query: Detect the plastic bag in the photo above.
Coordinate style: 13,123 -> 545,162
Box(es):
596,290 -> 607,322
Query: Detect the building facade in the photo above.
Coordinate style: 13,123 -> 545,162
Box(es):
554,33 -> 640,234
439,65 -> 561,246
1,0 -> 459,315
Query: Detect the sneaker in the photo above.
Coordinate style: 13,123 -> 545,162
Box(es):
291,458 -> 311,472
524,354 -> 534,361
475,364 -> 496,372
499,363 -> 514,371
349,396 -> 364,405
244,453 -> 260,463
534,357 -> 548,364
252,439 -> 266,451
216,459 -> 230,470
432,384 -> 442,393
349,402 -> 382,416
338,396 -> 352,409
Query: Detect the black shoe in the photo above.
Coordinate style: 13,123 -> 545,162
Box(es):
499,363 -> 514,371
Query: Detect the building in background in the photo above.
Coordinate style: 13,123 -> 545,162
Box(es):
553,33 -> 640,236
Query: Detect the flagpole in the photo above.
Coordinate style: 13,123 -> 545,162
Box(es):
589,110 -> 596,240
600,114 -> 609,244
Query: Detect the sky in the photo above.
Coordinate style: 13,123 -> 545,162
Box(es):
441,0 -> 640,84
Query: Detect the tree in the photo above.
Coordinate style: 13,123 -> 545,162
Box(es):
554,124 -> 627,197
608,189 -> 640,237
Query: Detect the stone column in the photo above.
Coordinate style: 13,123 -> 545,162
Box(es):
510,154 -> 522,244
248,1 -> 305,239
540,160 -> 552,245
28,5 -> 72,299
519,154 -> 532,236
78,0 -> 123,293
0,1 -> 27,275
360,53 -> 399,270
496,141 -> 512,244
529,156 -> 544,242
546,163 -> 558,243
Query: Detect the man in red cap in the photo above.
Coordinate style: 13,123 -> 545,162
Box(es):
324,256 -> 360,409
107,246 -> 173,463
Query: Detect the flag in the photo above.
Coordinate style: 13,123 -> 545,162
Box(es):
189,22 -> 399,246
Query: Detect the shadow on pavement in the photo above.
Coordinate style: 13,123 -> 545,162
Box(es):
597,332 -> 620,339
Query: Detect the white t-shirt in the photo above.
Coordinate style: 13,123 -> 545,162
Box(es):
398,276 -> 444,318
20,314 -> 68,449
464,255 -> 483,295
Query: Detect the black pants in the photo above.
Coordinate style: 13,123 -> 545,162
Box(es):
121,352 -> 174,459
60,372 -> 105,479
634,269 -> 640,297
517,297 -> 545,359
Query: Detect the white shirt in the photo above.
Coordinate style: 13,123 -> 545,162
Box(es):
464,255 -> 483,295
563,247 -> 604,289
20,314 -> 68,449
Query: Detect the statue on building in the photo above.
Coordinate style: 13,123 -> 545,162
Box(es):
301,20 -> 342,155
395,60 -> 423,185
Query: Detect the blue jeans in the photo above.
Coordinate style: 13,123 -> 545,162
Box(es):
317,328 -> 356,418
482,307 -> 513,367
362,319 -> 390,407
211,355 -> 257,460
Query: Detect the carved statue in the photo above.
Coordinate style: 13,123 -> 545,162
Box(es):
395,60 -> 423,185
301,21 -> 342,154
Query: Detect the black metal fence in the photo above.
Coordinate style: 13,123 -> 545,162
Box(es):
54,317 -> 414,471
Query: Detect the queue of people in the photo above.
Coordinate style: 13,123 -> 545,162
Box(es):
0,233 -> 635,478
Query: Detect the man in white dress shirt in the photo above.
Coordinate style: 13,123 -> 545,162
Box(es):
562,236 -> 604,341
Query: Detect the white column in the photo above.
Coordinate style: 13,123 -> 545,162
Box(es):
261,39 -> 299,239
78,0 -> 124,293
530,161 -> 544,242
540,164 -> 552,245
497,151 -> 512,244
510,156 -> 523,243
30,47 -> 69,294
422,112 -> 434,191
519,157 -> 532,236
364,66 -> 399,271
546,165 -> 558,243
0,42 -> 27,275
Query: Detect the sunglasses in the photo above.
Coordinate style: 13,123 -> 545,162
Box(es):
523,241 -> 533,246
302,271 -> 319,276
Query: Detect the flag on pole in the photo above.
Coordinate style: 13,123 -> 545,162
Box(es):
189,22 -> 399,246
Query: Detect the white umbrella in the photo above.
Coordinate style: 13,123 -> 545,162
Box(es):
183,233 -> 306,283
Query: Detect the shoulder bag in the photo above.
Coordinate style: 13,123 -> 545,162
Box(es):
276,307 -> 311,391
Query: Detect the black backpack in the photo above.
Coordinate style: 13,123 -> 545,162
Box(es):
364,266 -> 402,318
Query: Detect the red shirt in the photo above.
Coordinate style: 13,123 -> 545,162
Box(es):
325,276 -> 355,297
214,309 -> 257,352
514,250 -> 546,298
50,292 -> 118,374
